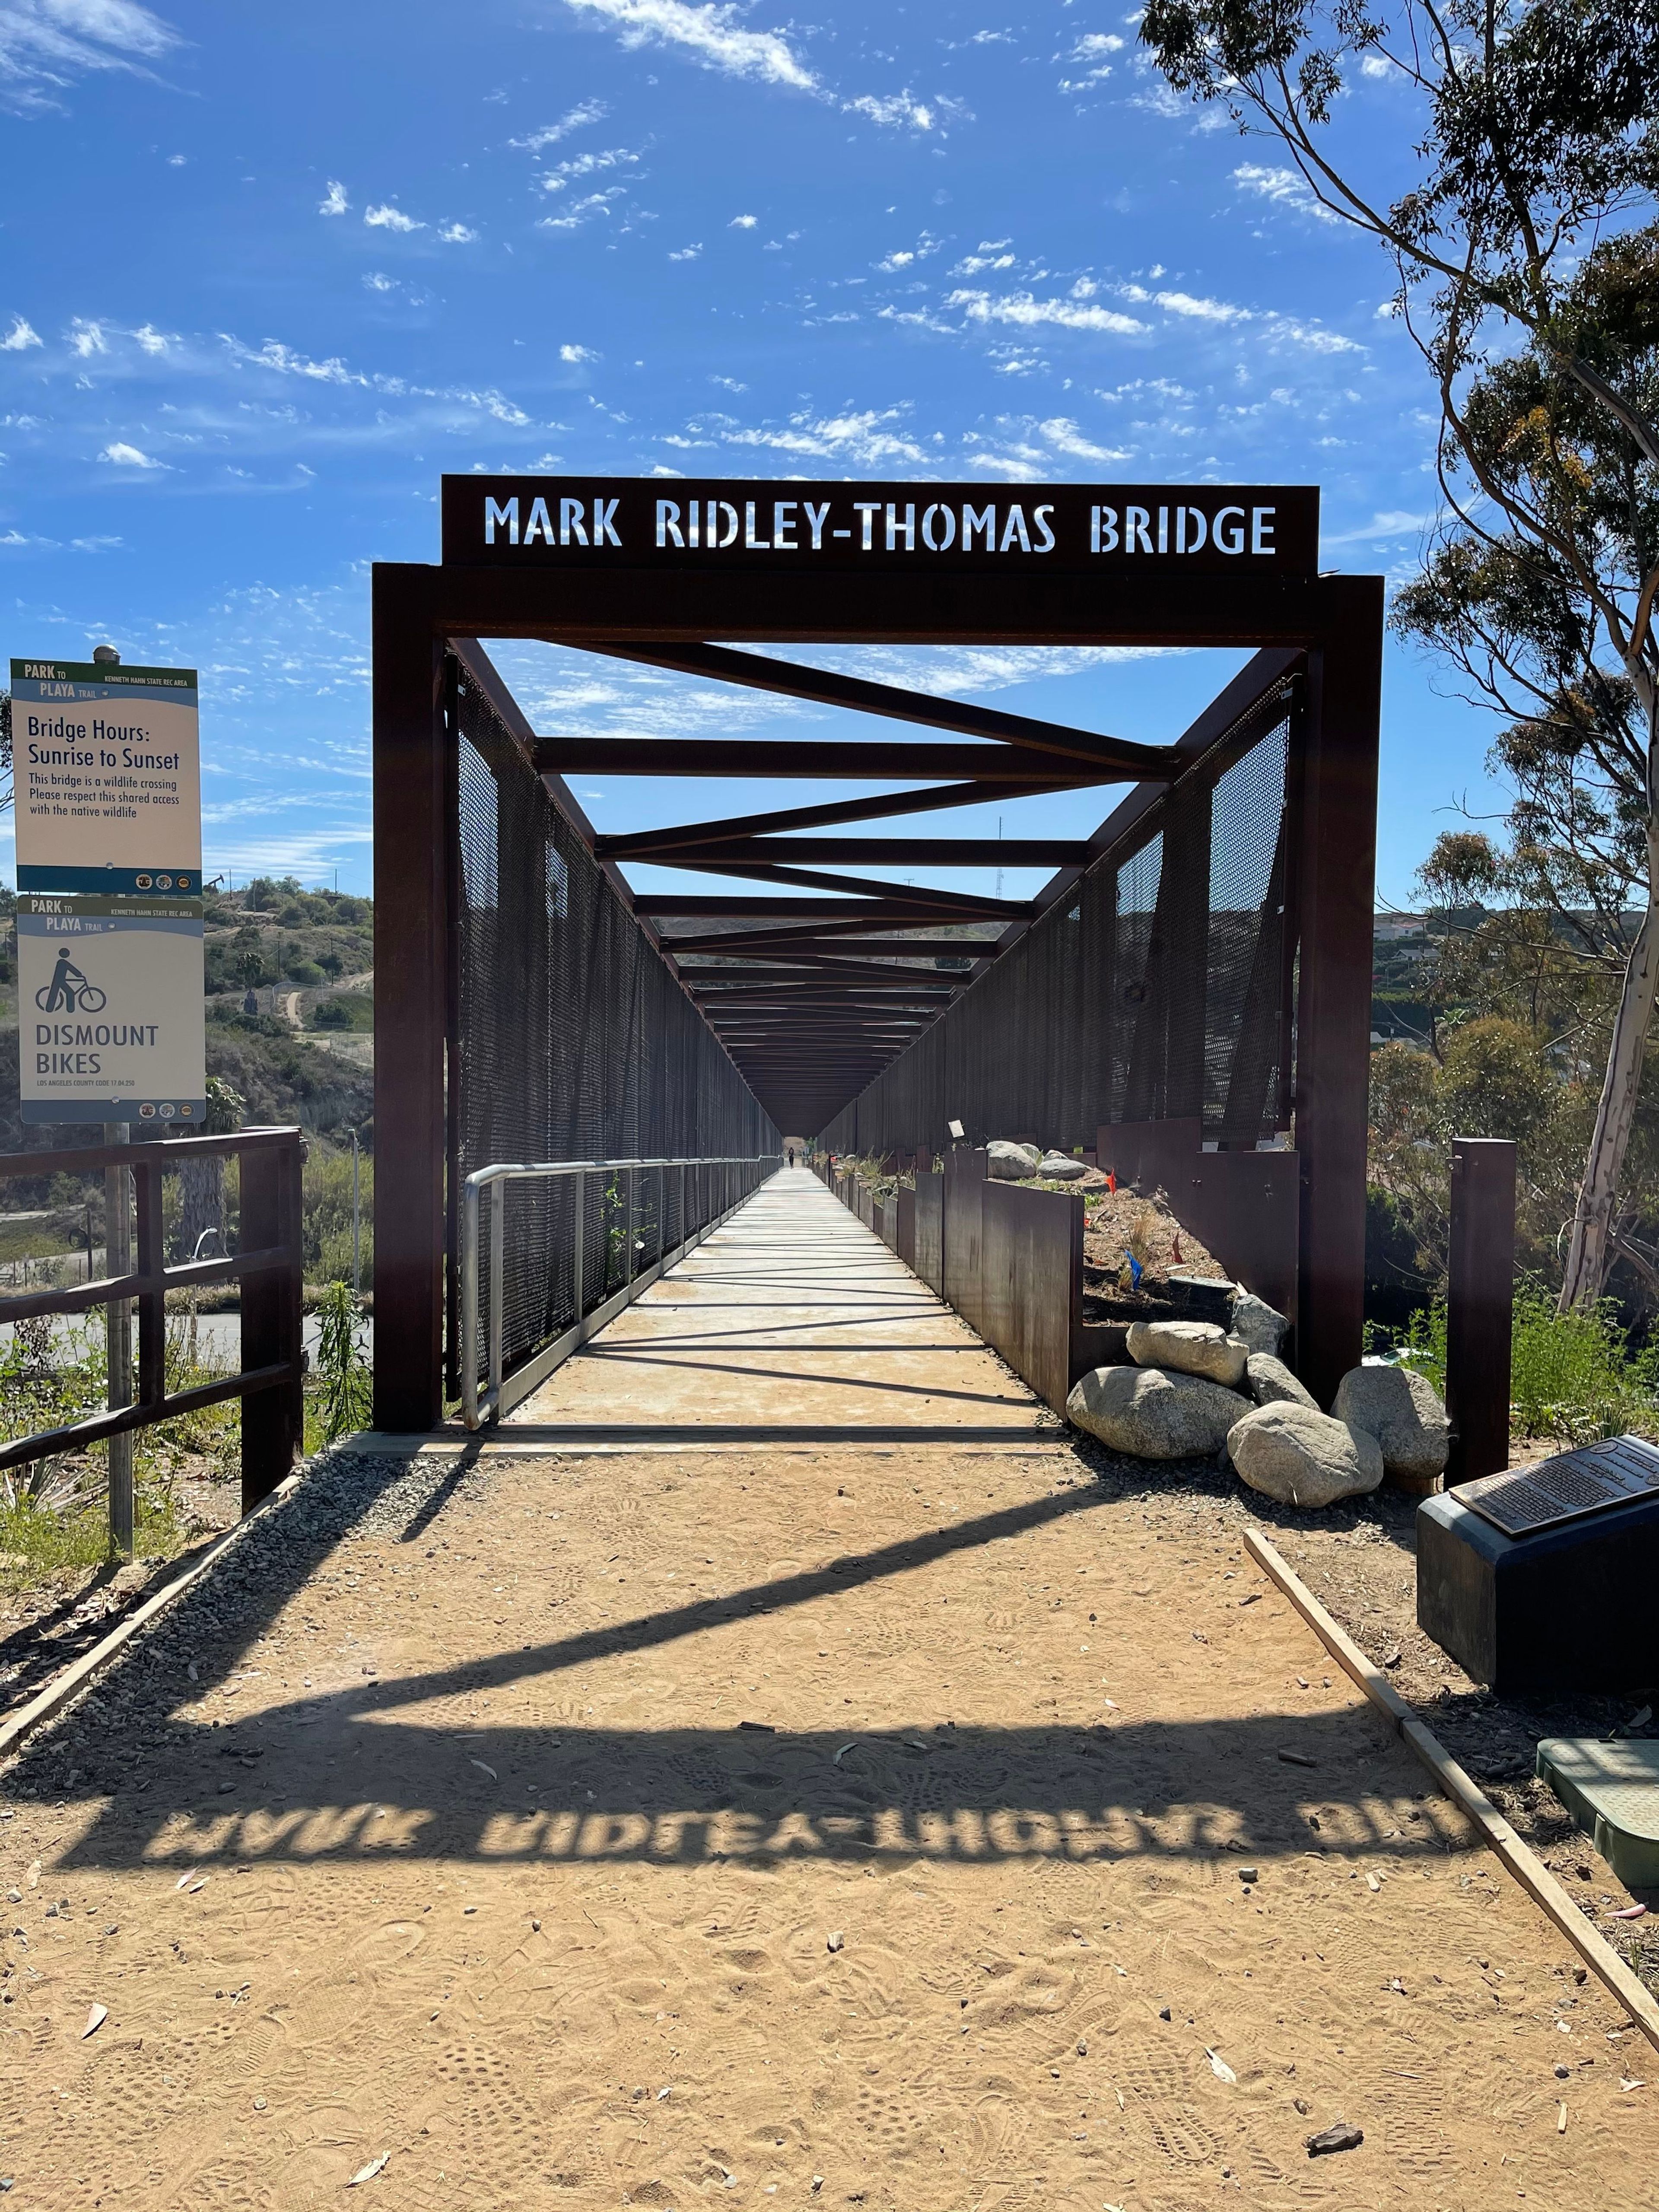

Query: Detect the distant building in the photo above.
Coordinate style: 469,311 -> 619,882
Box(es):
1373,914 -> 1426,941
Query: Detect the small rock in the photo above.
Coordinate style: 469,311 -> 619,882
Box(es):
1230,1291 -> 1290,1357
826,1930 -> 845,1952
1227,1402 -> 1385,1509
1305,2121 -> 1363,2158
1293,2097 -> 1310,2116
1331,1364 -> 1449,1481
1036,1151 -> 1088,1180
1126,1318 -> 1249,1389
1555,2065 -> 1570,2080
1246,1353 -> 1316,1410
1239,1866 -> 1259,1883
1067,1363 -> 1248,1460
1158,2005 -> 1172,2021
987,1141 -> 1042,1181
254,2097 -> 268,2111
1076,2040 -> 1088,2056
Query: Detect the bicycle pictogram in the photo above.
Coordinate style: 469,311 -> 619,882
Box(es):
35,947 -> 107,1014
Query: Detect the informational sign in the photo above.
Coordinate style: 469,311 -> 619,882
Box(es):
16,895 -> 206,1125
9,658 -> 201,896
442,475 -> 1320,577
1461,1434 -> 1659,1538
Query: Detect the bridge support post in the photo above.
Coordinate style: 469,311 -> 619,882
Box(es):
372,567 -> 450,1432
1294,580 -> 1383,1405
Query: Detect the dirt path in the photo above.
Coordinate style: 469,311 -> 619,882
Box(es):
1,1173 -> 1653,2207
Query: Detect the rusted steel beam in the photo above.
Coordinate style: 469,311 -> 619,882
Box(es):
596,779 -> 1073,857
563,639 -> 1179,771
534,737 -> 1112,783
636,838 -> 1089,868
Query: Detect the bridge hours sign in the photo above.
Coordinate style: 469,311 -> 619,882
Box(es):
10,658 -> 201,896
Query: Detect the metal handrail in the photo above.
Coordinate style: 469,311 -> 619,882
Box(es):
460,1153 -> 781,1429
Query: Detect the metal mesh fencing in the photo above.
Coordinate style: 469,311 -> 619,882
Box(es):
451,656 -> 778,1392
820,680 -> 1297,1157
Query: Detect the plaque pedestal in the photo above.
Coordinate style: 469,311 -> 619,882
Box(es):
1417,1488 -> 1659,1693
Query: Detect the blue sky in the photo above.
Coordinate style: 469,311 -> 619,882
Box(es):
0,0 -> 1503,909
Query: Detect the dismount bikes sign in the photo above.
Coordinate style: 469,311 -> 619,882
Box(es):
16,895 -> 206,1125
442,475 -> 1320,575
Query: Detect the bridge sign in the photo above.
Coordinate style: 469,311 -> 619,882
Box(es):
442,475 -> 1320,577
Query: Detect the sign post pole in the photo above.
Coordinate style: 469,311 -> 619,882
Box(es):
103,1122 -> 134,1554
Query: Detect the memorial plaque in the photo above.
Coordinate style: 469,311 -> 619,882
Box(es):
1459,1435 -> 1659,1537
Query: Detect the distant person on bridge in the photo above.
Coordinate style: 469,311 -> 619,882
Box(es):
787,1146 -> 797,1168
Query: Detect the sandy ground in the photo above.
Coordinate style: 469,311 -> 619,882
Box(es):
0,1172 -> 1654,2209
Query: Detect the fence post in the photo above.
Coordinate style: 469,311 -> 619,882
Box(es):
242,1137 -> 304,1512
104,1123 -> 135,1556
1445,1135 -> 1517,1485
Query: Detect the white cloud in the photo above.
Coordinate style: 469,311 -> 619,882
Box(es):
99,440 -> 165,468
668,242 -> 703,260
362,272 -> 397,293
718,405 -> 928,466
166,149 -> 185,164
947,289 -> 1147,337
1360,53 -> 1392,78
1121,283 -> 1250,323
132,322 -> 170,353
68,317 -> 107,356
319,180 -> 350,216
1232,162 -> 1338,225
438,222 -> 477,243
730,213 -> 757,228
0,0 -> 179,114
1271,317 -> 1362,355
1037,415 -> 1131,461
843,91 -> 966,130
509,100 -> 608,152
953,242 -> 1014,276
561,0 -> 817,90
542,146 -> 640,187
1058,29 -> 1123,88
0,316 -> 41,351
880,250 -> 915,271
1323,508 -> 1430,546
363,203 -> 423,232
560,342 -> 599,362
538,188 -> 626,232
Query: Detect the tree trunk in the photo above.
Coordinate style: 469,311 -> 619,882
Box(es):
1559,735 -> 1659,1309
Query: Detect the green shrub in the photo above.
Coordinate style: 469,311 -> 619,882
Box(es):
1376,1283 -> 1659,1446
312,1280 -> 373,1443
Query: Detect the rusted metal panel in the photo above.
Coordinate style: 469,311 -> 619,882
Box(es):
1446,1136 -> 1517,1484
913,1172 -> 944,1294
979,1182 -> 1081,1415
1097,1119 -> 1299,1334
878,1193 -> 899,1250
943,1149 -> 988,1332
896,1185 -> 916,1271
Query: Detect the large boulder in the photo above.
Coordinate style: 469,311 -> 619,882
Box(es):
1331,1363 -> 1450,1482
987,1140 -> 1042,1181
1227,1403 -> 1385,1508
1230,1291 -> 1290,1357
1126,1317 -> 1249,1389
1036,1151 -> 1089,1181
1068,1364 -> 1247,1459
1246,1353 -> 1317,1410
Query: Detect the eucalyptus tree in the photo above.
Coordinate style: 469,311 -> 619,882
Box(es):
1139,0 -> 1659,1305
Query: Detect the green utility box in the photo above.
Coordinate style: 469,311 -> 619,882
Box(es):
1535,1737 -> 1659,1891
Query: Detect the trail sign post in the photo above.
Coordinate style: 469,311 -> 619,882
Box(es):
9,652 -> 207,1555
